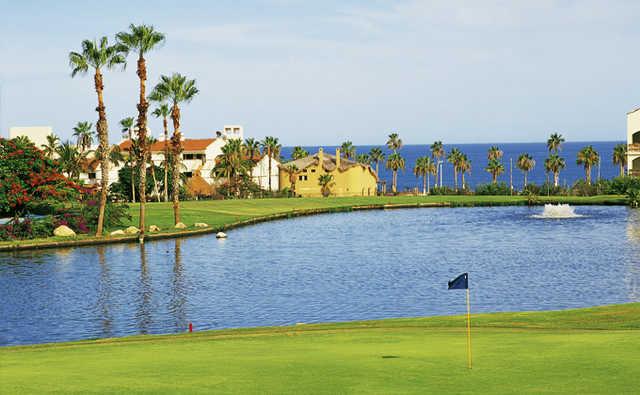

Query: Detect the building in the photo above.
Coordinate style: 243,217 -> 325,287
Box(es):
627,108 -> 640,176
8,126 -> 54,148
251,155 -> 280,191
279,148 -> 378,197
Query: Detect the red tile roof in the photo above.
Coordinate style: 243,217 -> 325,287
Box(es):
119,138 -> 216,152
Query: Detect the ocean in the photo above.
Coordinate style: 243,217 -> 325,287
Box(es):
280,141 -> 624,192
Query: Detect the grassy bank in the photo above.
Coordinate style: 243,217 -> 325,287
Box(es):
1,303 -> 638,394
0,195 -> 626,251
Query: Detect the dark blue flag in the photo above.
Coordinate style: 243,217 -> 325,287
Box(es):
448,273 -> 468,290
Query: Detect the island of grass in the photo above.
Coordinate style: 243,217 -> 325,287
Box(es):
1,303 -> 638,393
0,194 -> 627,251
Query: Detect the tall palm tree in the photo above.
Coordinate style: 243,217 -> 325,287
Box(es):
487,145 -> 503,161
243,138 -> 260,161
547,133 -> 565,153
120,116 -> 136,203
386,133 -> 403,152
447,147 -> 462,189
356,153 -> 371,165
516,153 -> 536,188
151,104 -> 170,202
72,121 -> 94,152
340,141 -> 355,160
41,133 -> 60,159
613,143 -> 627,177
485,158 -> 504,184
117,24 -> 165,241
56,141 -> 89,180
212,139 -> 251,196
291,146 -> 309,160
318,174 -> 334,197
385,152 -> 405,193
413,156 -> 435,195
545,153 -> 566,187
369,147 -> 385,176
150,73 -> 199,225
458,154 -> 471,190
285,164 -> 299,196
576,145 -> 600,185
260,136 -> 281,192
430,141 -> 444,187
109,144 -> 124,168
69,37 -> 126,237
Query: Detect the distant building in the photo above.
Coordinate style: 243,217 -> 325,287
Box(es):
279,148 -> 377,197
627,108 -> 640,176
251,155 -> 280,191
9,126 -> 53,148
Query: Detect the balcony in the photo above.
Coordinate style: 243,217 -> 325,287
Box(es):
628,144 -> 640,153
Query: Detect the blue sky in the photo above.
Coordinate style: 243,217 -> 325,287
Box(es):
1,0 -> 639,145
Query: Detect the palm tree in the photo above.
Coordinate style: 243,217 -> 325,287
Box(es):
369,147 -> 385,176
386,152 -> 405,193
120,116 -> 136,203
576,145 -> 600,185
260,136 -> 281,192
151,104 -> 170,202
41,134 -> 60,159
547,133 -> 565,153
356,153 -> 371,165
72,121 -> 94,152
117,24 -> 165,241
213,139 -> 251,196
318,174 -> 334,197
386,133 -> 403,152
291,146 -> 308,160
485,158 -> 504,184
69,37 -> 126,237
340,141 -> 355,160
109,144 -> 124,168
413,156 -> 435,195
613,143 -> 627,177
243,138 -> 261,161
487,146 -> 503,161
146,136 -> 161,202
285,164 -> 299,196
56,141 -> 89,180
430,141 -> 444,187
150,73 -> 199,225
458,154 -> 471,190
545,153 -> 566,187
447,148 -> 462,189
517,153 -> 536,188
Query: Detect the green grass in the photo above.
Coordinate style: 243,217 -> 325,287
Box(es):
1,303 -> 638,394
0,195 -> 626,251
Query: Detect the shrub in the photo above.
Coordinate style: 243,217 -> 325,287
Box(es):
607,176 -> 640,195
0,217 -> 54,241
475,182 -> 510,195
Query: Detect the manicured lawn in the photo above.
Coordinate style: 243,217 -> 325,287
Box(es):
0,195 -> 627,250
1,303 -> 638,394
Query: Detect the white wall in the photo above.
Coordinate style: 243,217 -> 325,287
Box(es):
9,126 -> 53,148
251,155 -> 280,191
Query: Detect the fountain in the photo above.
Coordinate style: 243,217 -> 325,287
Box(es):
532,204 -> 582,219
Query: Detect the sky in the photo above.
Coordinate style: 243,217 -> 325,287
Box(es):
1,0 -> 639,146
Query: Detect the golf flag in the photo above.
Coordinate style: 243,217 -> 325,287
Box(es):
448,272 -> 472,369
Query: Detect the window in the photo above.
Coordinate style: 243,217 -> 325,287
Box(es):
302,169 -> 308,173
184,171 -> 193,178
88,172 -> 96,180
183,153 -> 205,160
298,175 -> 308,181
311,169 -> 316,173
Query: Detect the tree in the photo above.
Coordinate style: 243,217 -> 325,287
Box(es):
340,141 -> 355,160
356,153 -> 371,165
69,36 -> 126,236
291,146 -> 308,160
576,145 -> 600,185
151,104 -> 171,202
117,24 -> 165,242
146,136 -> 161,201
545,153 -> 566,187
213,139 -> 251,196
517,153 -> 536,188
386,133 -> 403,152
613,143 -> 627,177
56,141 -> 90,180
485,158 -> 504,184
150,73 -> 199,225
243,138 -> 261,161
72,121 -> 94,152
41,134 -> 60,159
458,154 -> 471,190
285,164 -> 299,196
487,146 -> 503,161
447,147 -> 462,189
318,174 -> 334,197
260,136 -> 281,192
430,141 -> 444,187
413,156 -> 435,195
547,133 -> 565,153
385,152 -> 405,193
120,116 -> 136,203
369,147 -> 385,176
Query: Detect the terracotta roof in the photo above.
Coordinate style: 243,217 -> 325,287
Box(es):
119,138 -> 215,152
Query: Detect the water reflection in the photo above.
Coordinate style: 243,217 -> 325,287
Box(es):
625,210 -> 640,301
169,239 -> 187,331
96,246 -> 113,337
137,245 -> 153,334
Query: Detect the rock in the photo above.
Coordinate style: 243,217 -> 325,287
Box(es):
175,222 -> 187,229
53,225 -> 76,237
110,230 -> 125,236
216,232 -> 227,239
149,225 -> 161,232
124,226 -> 140,235
194,222 -> 209,228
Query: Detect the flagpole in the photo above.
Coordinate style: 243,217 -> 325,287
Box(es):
466,288 -> 472,369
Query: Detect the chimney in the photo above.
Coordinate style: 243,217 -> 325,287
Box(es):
335,148 -> 341,169
318,147 -> 324,170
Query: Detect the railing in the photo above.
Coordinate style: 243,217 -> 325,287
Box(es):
629,169 -> 640,177
628,143 -> 640,152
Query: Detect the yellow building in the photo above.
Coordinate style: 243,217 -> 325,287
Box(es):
279,148 -> 378,197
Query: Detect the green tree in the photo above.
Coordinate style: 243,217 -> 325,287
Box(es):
485,158 -> 505,184
545,153 -> 566,187
285,163 -> 299,196
243,138 -> 261,161
576,145 -> 600,185
356,153 -> 371,165
413,156 -> 435,195
386,133 -> 403,152
613,143 -> 627,177
56,141 -> 90,180
447,147 -> 462,189
151,104 -> 171,202
430,141 -> 444,187
487,146 -> 503,161
213,139 -> 252,197
260,136 -> 281,192
318,174 -> 334,197
72,121 -> 94,152
41,134 -> 60,159
291,146 -> 308,160
547,133 -> 565,153
386,152 -> 405,193
150,73 -> 199,224
340,141 -> 355,160
369,148 -> 385,176
117,24 -> 166,241
120,116 -> 136,203
517,153 -> 536,188
69,37 -> 126,236
458,154 -> 471,190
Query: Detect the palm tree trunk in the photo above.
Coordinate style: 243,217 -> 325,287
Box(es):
163,116 -> 169,202
427,173 -> 431,194
171,104 -> 182,224
129,129 -> 136,203
136,54 -> 149,242
492,172 -> 497,184
586,165 -> 591,185
422,174 -> 426,195
524,172 -> 528,188
392,170 -> 397,193
462,172 -> 466,189
453,168 -> 458,190
150,161 -> 160,202
554,171 -> 559,187
620,164 -> 624,177
94,69 -> 109,237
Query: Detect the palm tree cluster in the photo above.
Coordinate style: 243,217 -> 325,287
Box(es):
385,133 -> 404,193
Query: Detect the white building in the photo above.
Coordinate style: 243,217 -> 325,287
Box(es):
251,155 -> 280,191
9,126 -> 54,148
627,108 -> 640,176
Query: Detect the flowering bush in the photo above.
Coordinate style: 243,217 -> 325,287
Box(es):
0,218 -> 54,241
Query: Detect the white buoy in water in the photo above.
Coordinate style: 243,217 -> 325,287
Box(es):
216,231 -> 227,239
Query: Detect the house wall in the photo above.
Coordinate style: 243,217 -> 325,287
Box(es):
627,108 -> 640,174
9,126 -> 53,148
251,156 -> 280,191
